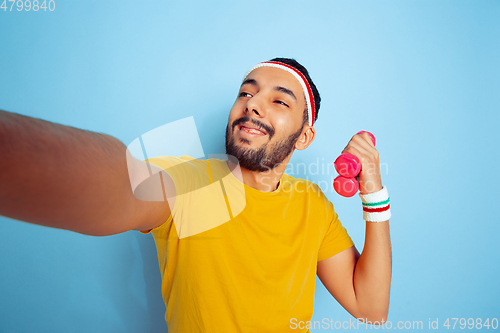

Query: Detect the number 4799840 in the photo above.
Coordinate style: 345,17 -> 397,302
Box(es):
1,0 -> 55,11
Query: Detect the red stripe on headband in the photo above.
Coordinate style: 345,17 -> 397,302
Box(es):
262,61 -> 316,125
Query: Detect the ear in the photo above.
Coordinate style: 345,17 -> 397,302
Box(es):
295,125 -> 316,150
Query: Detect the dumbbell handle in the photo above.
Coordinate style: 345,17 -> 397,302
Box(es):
334,131 -> 376,197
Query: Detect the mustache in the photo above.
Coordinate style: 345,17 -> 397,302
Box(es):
231,116 -> 275,138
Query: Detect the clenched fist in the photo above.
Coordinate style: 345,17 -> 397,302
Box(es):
341,132 -> 383,195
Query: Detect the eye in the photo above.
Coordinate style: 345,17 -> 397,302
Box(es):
239,92 -> 252,98
275,100 -> 289,108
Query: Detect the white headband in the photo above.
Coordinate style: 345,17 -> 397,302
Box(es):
242,61 -> 316,126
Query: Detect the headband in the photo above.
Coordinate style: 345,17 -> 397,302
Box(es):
242,61 -> 316,126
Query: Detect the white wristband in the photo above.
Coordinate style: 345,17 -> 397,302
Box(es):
359,186 -> 391,222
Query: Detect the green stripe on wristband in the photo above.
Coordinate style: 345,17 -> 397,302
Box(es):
362,197 -> 390,207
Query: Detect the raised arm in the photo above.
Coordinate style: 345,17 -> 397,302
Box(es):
0,110 -> 173,236
317,132 -> 392,324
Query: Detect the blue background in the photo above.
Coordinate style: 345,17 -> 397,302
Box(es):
1,0 -> 499,332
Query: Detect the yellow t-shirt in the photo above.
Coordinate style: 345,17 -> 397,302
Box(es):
142,155 -> 353,333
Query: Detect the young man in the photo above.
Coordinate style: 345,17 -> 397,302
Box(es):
0,58 -> 391,332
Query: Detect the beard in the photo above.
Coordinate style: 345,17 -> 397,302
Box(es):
225,117 -> 304,172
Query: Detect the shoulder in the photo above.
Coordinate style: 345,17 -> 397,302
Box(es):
282,173 -> 332,207
282,173 -> 325,197
145,155 -> 206,169
144,155 -> 213,193
279,175 -> 339,236
144,155 -> 212,178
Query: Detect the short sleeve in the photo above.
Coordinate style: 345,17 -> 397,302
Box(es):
317,206 -> 354,261
138,155 -> 209,234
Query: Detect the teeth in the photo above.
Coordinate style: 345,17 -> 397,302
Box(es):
243,126 -> 264,135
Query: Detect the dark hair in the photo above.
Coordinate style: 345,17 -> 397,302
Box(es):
269,57 -> 321,124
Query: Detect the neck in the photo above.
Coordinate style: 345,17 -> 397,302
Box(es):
227,155 -> 292,192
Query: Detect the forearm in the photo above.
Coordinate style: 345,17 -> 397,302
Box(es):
0,110 -> 137,235
353,220 -> 392,322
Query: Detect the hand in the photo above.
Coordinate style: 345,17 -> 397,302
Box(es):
341,132 -> 382,194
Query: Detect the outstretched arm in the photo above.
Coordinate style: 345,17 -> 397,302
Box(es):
317,132 -> 392,323
0,110 -> 173,236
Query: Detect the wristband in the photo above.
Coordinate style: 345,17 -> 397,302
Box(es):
359,186 -> 391,222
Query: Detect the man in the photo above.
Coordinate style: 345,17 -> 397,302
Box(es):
0,58 -> 391,332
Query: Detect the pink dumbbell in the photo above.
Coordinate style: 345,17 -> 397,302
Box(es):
333,131 -> 376,197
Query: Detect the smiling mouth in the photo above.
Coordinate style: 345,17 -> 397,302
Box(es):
238,125 -> 267,136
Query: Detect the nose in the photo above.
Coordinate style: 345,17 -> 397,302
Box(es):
245,94 -> 266,118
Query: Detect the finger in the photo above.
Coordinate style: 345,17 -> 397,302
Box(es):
356,132 -> 376,147
343,140 -> 371,158
341,145 -> 367,161
343,142 -> 379,168
348,135 -> 379,162
351,133 -> 376,152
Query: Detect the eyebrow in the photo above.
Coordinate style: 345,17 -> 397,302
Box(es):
241,78 -> 258,87
274,86 -> 297,102
241,79 -> 298,102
